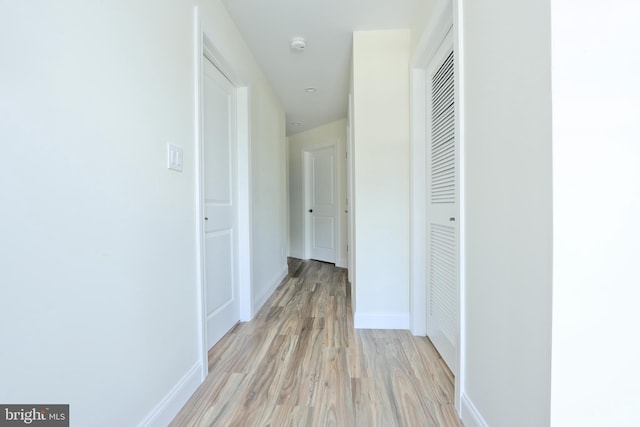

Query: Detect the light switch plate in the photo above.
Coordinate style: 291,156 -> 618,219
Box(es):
167,143 -> 183,172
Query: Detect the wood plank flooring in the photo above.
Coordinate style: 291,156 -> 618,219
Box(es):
170,259 -> 463,427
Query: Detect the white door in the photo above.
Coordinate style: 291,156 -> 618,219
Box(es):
202,57 -> 240,350
426,34 -> 458,372
306,146 -> 336,263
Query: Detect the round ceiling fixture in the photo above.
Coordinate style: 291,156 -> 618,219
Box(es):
290,37 -> 306,51
305,87 -> 317,93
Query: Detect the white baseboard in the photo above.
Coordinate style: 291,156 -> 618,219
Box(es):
252,265 -> 288,315
353,312 -> 410,329
138,362 -> 202,427
461,392 -> 488,427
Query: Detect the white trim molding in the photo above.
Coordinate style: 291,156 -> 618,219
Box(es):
409,65 -> 427,337
137,362 -> 201,427
452,0 -> 467,414
461,393 -> 488,427
236,86 -> 253,322
193,4 -> 207,382
353,312 -> 410,330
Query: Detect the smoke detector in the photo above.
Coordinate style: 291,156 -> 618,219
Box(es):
290,37 -> 306,51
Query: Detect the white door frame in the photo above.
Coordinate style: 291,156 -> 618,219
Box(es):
347,94 -> 355,295
302,141 -> 340,263
194,7 -> 252,380
409,0 -> 465,413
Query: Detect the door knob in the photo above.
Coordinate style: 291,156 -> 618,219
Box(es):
308,209 -> 313,213
449,217 -> 455,222
205,217 -> 209,221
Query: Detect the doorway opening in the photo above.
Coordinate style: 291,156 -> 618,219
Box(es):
195,8 -> 252,380
409,0 -> 464,413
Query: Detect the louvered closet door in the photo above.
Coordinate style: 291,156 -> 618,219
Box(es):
426,34 -> 458,372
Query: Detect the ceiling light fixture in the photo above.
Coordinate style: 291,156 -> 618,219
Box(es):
291,122 -> 302,126
305,87 -> 317,93
290,37 -> 306,51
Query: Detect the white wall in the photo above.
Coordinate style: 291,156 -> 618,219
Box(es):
352,30 -> 411,329
248,81 -> 289,310
410,0 -> 437,52
288,119 -> 348,267
0,1 -> 286,425
550,2 -> 640,426
460,0 -> 553,425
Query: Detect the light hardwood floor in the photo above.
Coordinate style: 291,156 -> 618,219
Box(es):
170,259 -> 463,427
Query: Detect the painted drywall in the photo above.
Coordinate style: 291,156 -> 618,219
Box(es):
460,0 -> 553,425
352,30 -> 411,327
550,2 -> 640,426
410,0 -> 437,53
250,87 -> 289,307
288,119 -> 348,267
0,1 -> 286,425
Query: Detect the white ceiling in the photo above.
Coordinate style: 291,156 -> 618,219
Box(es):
223,0 -> 425,135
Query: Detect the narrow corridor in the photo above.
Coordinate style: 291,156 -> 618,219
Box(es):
171,259 -> 461,426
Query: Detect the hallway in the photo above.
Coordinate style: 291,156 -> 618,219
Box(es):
170,259 -> 462,426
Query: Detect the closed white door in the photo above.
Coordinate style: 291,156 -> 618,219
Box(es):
203,57 -> 240,350
426,34 -> 458,372
306,146 -> 336,263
